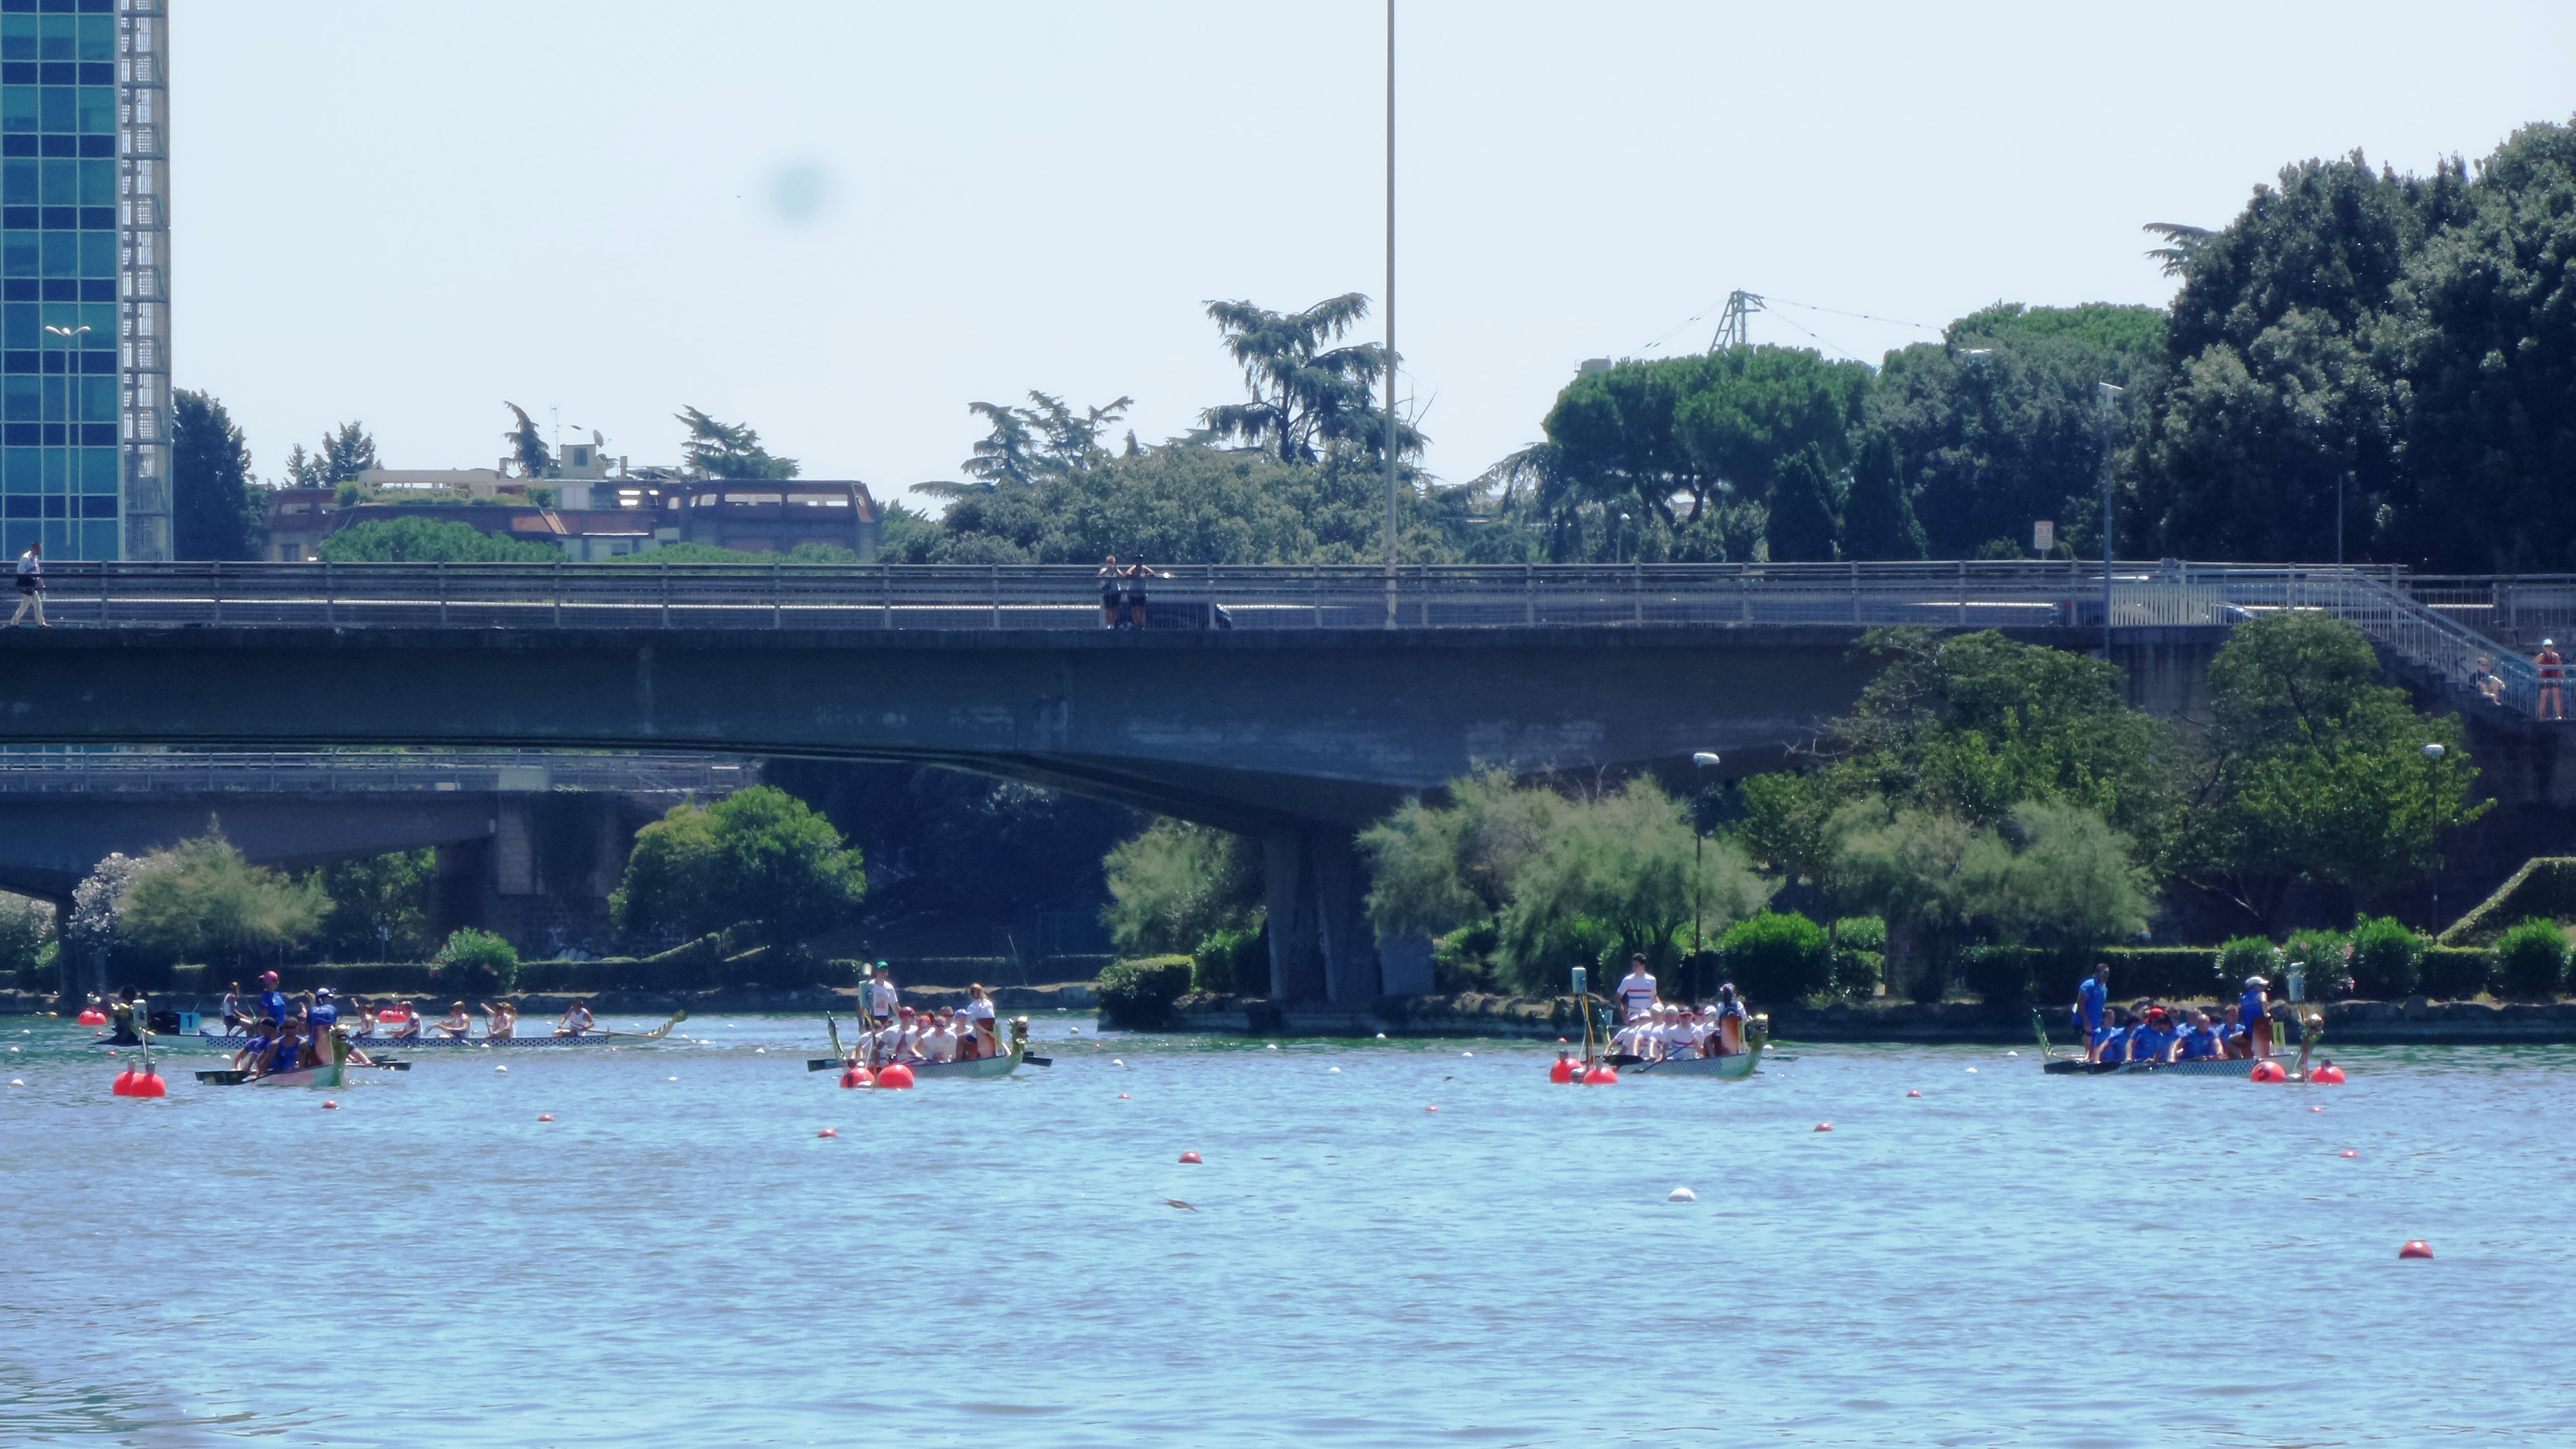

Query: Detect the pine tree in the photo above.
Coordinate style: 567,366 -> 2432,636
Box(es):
1841,431 -> 1927,561
1764,446 -> 1840,563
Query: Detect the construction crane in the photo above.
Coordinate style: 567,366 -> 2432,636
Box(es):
1708,290 -> 1765,352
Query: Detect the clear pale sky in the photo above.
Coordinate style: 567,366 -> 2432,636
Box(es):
175,1 -> 2576,504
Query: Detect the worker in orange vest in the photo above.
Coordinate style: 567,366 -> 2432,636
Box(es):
2539,638 -> 2565,722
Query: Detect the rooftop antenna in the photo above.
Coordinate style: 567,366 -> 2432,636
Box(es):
1708,290 -> 1765,352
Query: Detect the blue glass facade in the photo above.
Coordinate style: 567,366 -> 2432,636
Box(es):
0,0 -> 120,559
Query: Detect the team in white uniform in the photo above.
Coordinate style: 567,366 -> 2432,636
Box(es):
1608,964 -> 1751,1060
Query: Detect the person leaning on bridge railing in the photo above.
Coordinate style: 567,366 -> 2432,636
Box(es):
1121,560 -> 1172,631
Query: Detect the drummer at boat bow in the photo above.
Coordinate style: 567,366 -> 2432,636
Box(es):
1615,956 -> 1658,1024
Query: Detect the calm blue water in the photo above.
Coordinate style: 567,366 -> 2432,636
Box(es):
2,1014 -> 2571,1447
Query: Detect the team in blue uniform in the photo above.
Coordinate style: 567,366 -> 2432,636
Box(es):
2071,965 -> 2271,1068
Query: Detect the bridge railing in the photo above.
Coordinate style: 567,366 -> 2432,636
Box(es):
0,558 -> 2553,715
0,748 -> 752,795
0,558 -> 2404,632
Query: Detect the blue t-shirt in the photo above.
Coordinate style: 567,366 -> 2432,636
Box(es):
242,1034 -> 271,1065
310,1003 -> 337,1031
2130,1026 -> 2171,1061
2239,988 -> 2267,1029
2178,1027 -> 2219,1060
259,990 -> 287,1024
268,1036 -> 301,1072
2098,1029 -> 2130,1064
2077,976 -> 2106,1027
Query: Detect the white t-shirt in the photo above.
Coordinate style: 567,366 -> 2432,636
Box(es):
1662,1023 -> 1695,1055
965,997 -> 995,1021
869,980 -> 898,1015
927,1027 -> 958,1062
1617,971 -> 1657,1017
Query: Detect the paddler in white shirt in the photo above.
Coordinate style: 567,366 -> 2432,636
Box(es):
1660,1006 -> 1697,1061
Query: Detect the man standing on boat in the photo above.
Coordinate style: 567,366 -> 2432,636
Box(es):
256,971 -> 287,1028
1615,955 -> 1658,1024
2075,964 -> 2110,1062
868,964 -> 898,1026
2240,976 -> 2274,1059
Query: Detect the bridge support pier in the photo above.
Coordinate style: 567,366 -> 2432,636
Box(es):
1265,828 -> 1380,1005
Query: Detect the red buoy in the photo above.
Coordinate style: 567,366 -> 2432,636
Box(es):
1581,1063 -> 1619,1085
1178,1150 -> 1203,1164
2312,1062 -> 2347,1084
838,1066 -> 872,1090
875,1062 -> 914,1090
2250,1060 -> 2287,1083
132,1069 -> 164,1099
2399,1240 -> 2433,1259
77,1009 -> 105,1026
537,1113 -> 555,1122
1548,1058 -> 1575,1084
1425,1105 -> 1440,1113
1906,1089 -> 1923,1098
817,1127 -> 838,1138
2339,1149 -> 2358,1158
1814,1122 -> 1834,1132
109,1067 -> 135,1096
322,1099 -> 340,1110
1117,1092 -> 1130,1099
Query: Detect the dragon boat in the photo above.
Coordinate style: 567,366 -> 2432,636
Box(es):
1609,1013 -> 1771,1078
805,1014 -> 1051,1078
186,1010 -> 687,1051
2033,1008 -> 2334,1080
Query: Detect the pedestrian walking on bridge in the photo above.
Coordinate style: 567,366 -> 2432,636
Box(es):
8,539 -> 45,627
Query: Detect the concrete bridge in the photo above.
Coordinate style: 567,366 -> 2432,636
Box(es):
0,751 -> 747,984
0,559 -> 2547,1002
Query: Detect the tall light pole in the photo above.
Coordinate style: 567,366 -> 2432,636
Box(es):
1382,0 -> 1399,627
2097,382 -> 2124,657
1691,752 -> 1721,979
45,324 -> 90,534
2424,741 -> 2447,931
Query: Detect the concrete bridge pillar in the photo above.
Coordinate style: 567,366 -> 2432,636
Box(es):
1264,829 -> 1380,1005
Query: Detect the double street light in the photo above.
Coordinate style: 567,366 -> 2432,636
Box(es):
43,324 -> 90,525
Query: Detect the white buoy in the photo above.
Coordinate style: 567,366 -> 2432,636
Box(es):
2006,1050 -> 2019,1057
1375,1033 -> 1387,1039
1966,1067 -> 1978,1073
495,1065 -> 508,1074
754,1047 -> 766,1055
9,1078 -> 22,1087
667,1076 -> 678,1082
1461,1051 -> 1474,1057
1328,1066 -> 1342,1073
1668,1186 -> 1696,1203
1266,1044 -> 1279,1050
1112,1058 -> 1125,1067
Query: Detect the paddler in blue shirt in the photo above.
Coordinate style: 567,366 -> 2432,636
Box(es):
2095,1009 -> 2132,1065
2177,1010 -> 2221,1060
2074,965 -> 2110,1062
2239,976 -> 2273,1059
2128,1008 -> 2175,1064
256,970 -> 287,1027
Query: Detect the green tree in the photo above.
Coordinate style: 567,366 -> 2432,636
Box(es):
1540,347 -> 1868,532
1200,294 -> 1423,464
503,402 -> 556,479
1360,766 -> 1568,937
1825,627 -> 2176,845
171,390 -> 268,560
1715,910 -> 1832,1004
1100,818 -> 1261,955
1841,429 -> 1925,561
1867,306 -> 2162,559
609,785 -> 866,946
117,829 -> 327,969
675,405 -> 799,480
2176,612 -> 2491,925
1763,445 -> 1840,561
933,392 -> 1136,497
310,849 -> 435,960
432,926 -> 519,997
316,516 -> 564,563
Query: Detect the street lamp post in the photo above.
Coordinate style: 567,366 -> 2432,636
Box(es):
2097,382 -> 2124,657
44,324 -> 90,547
1691,751 -> 1721,995
2423,742 -> 2447,931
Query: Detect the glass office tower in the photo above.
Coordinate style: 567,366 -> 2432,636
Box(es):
0,0 -> 164,561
